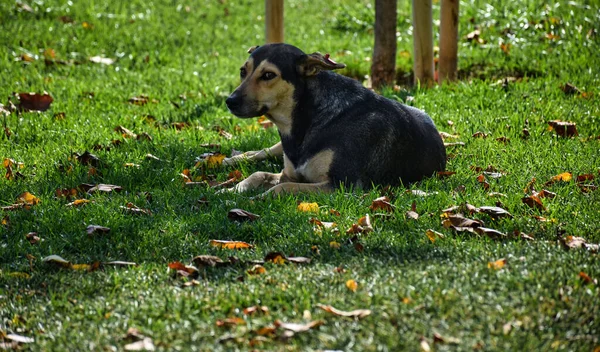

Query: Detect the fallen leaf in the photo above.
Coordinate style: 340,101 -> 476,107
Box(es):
346,214 -> 373,234
115,125 -> 137,138
5,334 -> 34,344
89,56 -> 114,65
472,131 -> 488,138
317,304 -> 371,319
408,190 -> 438,197
42,254 -> 72,268
477,174 -> 490,190
433,332 -> 461,345
560,235 -> 599,253
406,210 -> 419,220
576,174 -> 595,183
247,264 -> 266,275
128,95 -> 149,105
86,183 -> 123,194
297,202 -> 319,212
426,229 -> 445,243
287,256 -> 312,264
120,203 -> 152,215
444,142 -> 465,148
369,196 -> 395,212
579,271 -> 594,285
86,225 -> 110,236
420,336 -> 432,352
478,206 -> 513,219
442,214 -> 484,228
488,258 -> 507,270
524,177 -> 537,193
329,241 -> 341,249
546,172 -> 573,185
17,92 -> 53,112
227,208 -> 260,221
495,136 -> 510,144
216,317 -> 246,327
66,199 -> 91,207
103,261 -> 138,267
25,232 -> 40,245
309,218 -> 337,231
560,82 -> 582,95
192,255 -> 225,268
346,279 -> 358,292
243,305 -> 269,315
124,337 -> 155,351
168,261 -> 199,278
210,239 -> 254,249
548,120 -> 578,137
439,131 -> 459,140
274,320 -> 324,333
436,171 -> 456,178
17,191 -> 40,205
522,194 -> 545,210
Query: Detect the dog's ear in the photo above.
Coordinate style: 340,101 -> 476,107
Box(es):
297,52 -> 346,76
247,45 -> 260,54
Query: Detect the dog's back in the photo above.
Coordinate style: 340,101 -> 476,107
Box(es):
288,70 -> 446,188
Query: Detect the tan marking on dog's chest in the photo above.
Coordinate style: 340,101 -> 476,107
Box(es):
281,149 -> 335,183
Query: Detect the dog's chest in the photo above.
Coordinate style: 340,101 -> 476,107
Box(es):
282,150 -> 334,183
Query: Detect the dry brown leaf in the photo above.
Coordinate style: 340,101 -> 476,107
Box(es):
274,319 -> 324,333
317,304 -> 371,319
309,218 -> 337,230
243,305 -> 269,315
579,272 -> 595,285
576,173 -> 595,183
478,206 -> 513,219
86,225 -> 110,236
346,214 -> 373,234
192,255 -> 225,268
436,171 -> 456,178
25,232 -> 40,245
442,214 -> 484,228
17,92 -> 53,112
216,317 -> 246,327
444,142 -> 465,148
42,254 -> 72,268
124,337 -> 155,351
370,196 -> 395,212
209,239 -> 254,249
227,208 -> 260,221
439,131 -> 459,140
120,203 -> 152,215
115,125 -> 137,139
128,95 -> 149,105
548,120 -> 578,137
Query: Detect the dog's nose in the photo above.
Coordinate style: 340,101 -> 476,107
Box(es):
226,94 -> 242,110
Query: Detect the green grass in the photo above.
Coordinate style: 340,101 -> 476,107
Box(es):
1,0 -> 599,350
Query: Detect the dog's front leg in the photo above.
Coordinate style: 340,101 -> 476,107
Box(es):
223,142 -> 283,166
231,171 -> 282,193
262,181 -> 332,196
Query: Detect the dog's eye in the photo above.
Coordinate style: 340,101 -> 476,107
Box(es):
240,67 -> 247,79
261,72 -> 276,81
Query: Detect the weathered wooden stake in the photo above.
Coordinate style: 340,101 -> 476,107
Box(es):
371,0 -> 398,90
265,0 -> 284,43
438,0 -> 459,82
412,0 -> 434,87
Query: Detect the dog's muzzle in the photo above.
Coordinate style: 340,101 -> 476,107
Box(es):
226,91 -> 267,118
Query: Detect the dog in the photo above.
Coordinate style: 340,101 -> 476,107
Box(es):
224,43 -> 446,195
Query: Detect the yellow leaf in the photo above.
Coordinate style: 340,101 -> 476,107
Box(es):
16,192 -> 40,205
7,272 -> 31,279
402,297 -> 412,304
209,239 -> 254,249
346,279 -> 358,292
488,258 -> 507,270
297,202 -> 319,212
329,241 -> 341,249
549,172 -> 572,183
426,229 -> 445,243
205,153 -> 226,168
71,263 -> 91,271
273,255 -> 285,265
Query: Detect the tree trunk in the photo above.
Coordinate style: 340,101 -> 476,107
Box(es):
412,0 -> 434,87
371,0 -> 397,90
265,0 -> 284,43
438,0 -> 459,82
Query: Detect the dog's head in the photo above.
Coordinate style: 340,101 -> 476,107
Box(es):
226,43 -> 345,120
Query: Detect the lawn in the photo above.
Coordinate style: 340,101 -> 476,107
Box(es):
1,0 -> 599,351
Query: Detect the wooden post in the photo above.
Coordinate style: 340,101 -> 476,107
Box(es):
412,0 -> 434,87
265,0 -> 284,43
438,0 -> 459,82
371,0 -> 398,90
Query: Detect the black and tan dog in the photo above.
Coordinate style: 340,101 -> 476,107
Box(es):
224,43 -> 446,195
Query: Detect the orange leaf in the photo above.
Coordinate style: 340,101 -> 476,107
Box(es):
17,192 -> 40,205
488,258 -> 507,270
247,264 -> 266,275
546,172 -> 573,185
209,239 -> 254,249
216,317 -> 246,327
346,279 -> 358,292
66,199 -> 91,207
